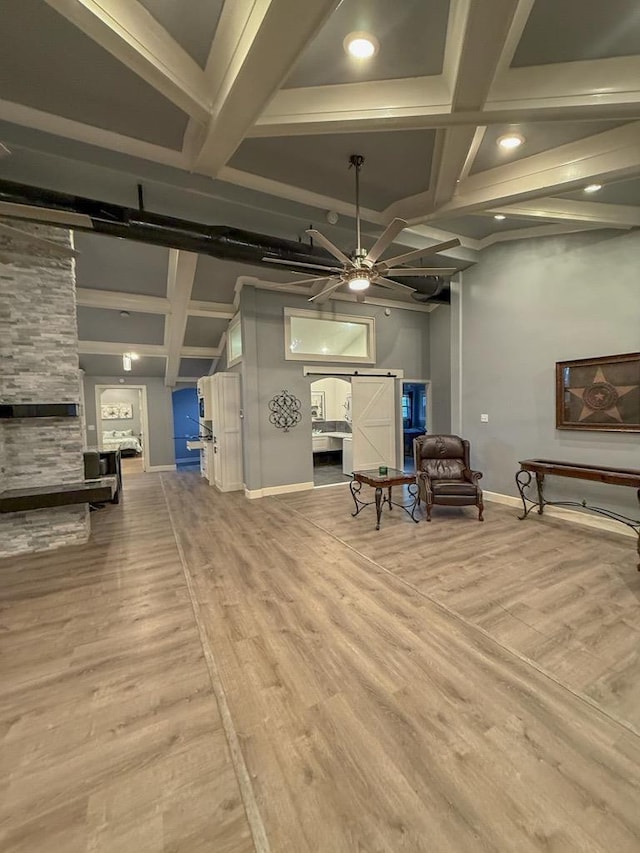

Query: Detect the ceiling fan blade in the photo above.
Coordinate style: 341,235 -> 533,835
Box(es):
363,218 -> 407,266
374,276 -> 416,294
308,279 -> 344,304
261,257 -> 342,274
383,267 -> 458,276
267,276 -> 332,288
305,229 -> 353,266
377,238 -> 461,269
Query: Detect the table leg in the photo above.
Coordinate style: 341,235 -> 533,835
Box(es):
375,487 -> 383,530
536,473 -> 545,514
637,488 -> 640,571
388,485 -> 392,509
350,478 -> 363,517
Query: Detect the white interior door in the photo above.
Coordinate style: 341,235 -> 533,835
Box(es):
351,376 -> 397,471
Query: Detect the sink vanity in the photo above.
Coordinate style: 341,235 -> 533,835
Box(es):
312,431 -> 353,475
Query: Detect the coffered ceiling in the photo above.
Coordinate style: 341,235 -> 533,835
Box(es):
0,0 -> 639,384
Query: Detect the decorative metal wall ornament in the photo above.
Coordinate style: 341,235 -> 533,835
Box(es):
269,389 -> 302,432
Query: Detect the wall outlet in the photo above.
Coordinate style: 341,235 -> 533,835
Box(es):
480,414 -> 489,423
88,424 -> 95,431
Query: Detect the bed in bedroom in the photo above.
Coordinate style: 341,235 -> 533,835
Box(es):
101,429 -> 143,457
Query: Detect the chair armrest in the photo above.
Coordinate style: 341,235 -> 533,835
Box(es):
464,468 -> 483,483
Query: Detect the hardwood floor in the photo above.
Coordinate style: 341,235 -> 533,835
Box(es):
0,474 -> 253,853
2,472 -> 640,851
279,485 -> 640,731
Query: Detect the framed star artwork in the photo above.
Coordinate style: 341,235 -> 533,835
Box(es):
556,352 -> 640,432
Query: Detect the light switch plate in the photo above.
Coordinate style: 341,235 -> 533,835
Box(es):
480,414 -> 489,423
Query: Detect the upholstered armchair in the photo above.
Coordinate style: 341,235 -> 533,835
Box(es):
413,434 -> 484,521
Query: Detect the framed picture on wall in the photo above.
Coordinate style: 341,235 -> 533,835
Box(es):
556,352 -> 640,432
101,402 -> 133,420
311,391 -> 325,421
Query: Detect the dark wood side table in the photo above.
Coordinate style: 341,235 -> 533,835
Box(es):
350,468 -> 419,530
516,459 -> 640,570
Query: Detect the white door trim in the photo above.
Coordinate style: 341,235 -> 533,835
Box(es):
94,384 -> 150,472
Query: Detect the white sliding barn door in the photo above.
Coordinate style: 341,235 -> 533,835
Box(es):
351,376 -> 397,471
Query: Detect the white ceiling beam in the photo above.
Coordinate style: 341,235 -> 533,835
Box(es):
0,99 -> 186,169
424,121 -> 640,221
191,0 -> 339,176
76,288 -> 236,318
478,222 -> 603,250
78,341 -> 166,356
187,300 -> 236,319
164,249 -> 199,387
77,341 -> 220,357
43,0 -> 210,121
489,198 -> 640,228
76,288 -> 171,314
391,0 -> 521,221
251,75 -> 452,137
181,346 -> 221,359
489,56 -> 640,115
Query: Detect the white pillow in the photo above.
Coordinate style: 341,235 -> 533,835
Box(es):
113,429 -> 133,437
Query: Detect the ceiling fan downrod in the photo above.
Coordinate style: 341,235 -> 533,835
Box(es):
348,154 -> 365,262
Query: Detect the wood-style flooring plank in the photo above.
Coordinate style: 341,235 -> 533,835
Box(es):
162,474 -> 640,852
0,474 -> 254,853
280,484 -> 640,730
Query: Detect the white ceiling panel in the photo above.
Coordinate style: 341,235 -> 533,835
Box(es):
79,354 -> 166,377
0,0 -> 190,149
283,0 -> 450,88
512,0 -> 640,66
137,0 -> 224,69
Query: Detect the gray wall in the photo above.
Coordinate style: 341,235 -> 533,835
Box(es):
458,229 -> 640,515
428,304 -> 452,434
83,376 -> 176,468
99,387 -> 141,436
240,287 -> 431,491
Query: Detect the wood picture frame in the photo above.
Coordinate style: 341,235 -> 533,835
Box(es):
556,352 -> 640,432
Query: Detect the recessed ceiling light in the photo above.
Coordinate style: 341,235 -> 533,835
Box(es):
497,133 -> 525,151
584,183 -> 602,193
494,214 -> 506,221
343,32 -> 379,60
120,310 -> 130,318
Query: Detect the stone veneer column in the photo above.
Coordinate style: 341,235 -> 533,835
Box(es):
0,219 -> 89,556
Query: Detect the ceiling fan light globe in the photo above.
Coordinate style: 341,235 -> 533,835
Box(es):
349,276 -> 370,292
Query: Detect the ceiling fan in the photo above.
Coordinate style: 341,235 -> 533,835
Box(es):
0,220 -> 78,265
262,154 -> 460,304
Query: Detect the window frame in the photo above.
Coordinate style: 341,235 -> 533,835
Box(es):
284,307 -> 376,364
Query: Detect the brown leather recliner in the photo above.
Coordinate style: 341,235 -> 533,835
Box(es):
413,434 -> 484,521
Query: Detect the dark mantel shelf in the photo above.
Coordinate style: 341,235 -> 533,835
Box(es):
0,480 -> 116,513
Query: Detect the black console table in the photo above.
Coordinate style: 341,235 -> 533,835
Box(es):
516,459 -> 640,569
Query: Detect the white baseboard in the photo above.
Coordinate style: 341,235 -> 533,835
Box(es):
484,490 -> 636,539
245,481 -> 314,499
147,464 -> 177,473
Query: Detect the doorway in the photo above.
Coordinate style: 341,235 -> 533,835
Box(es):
401,381 -> 430,472
95,384 -> 149,477
310,376 -> 353,487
